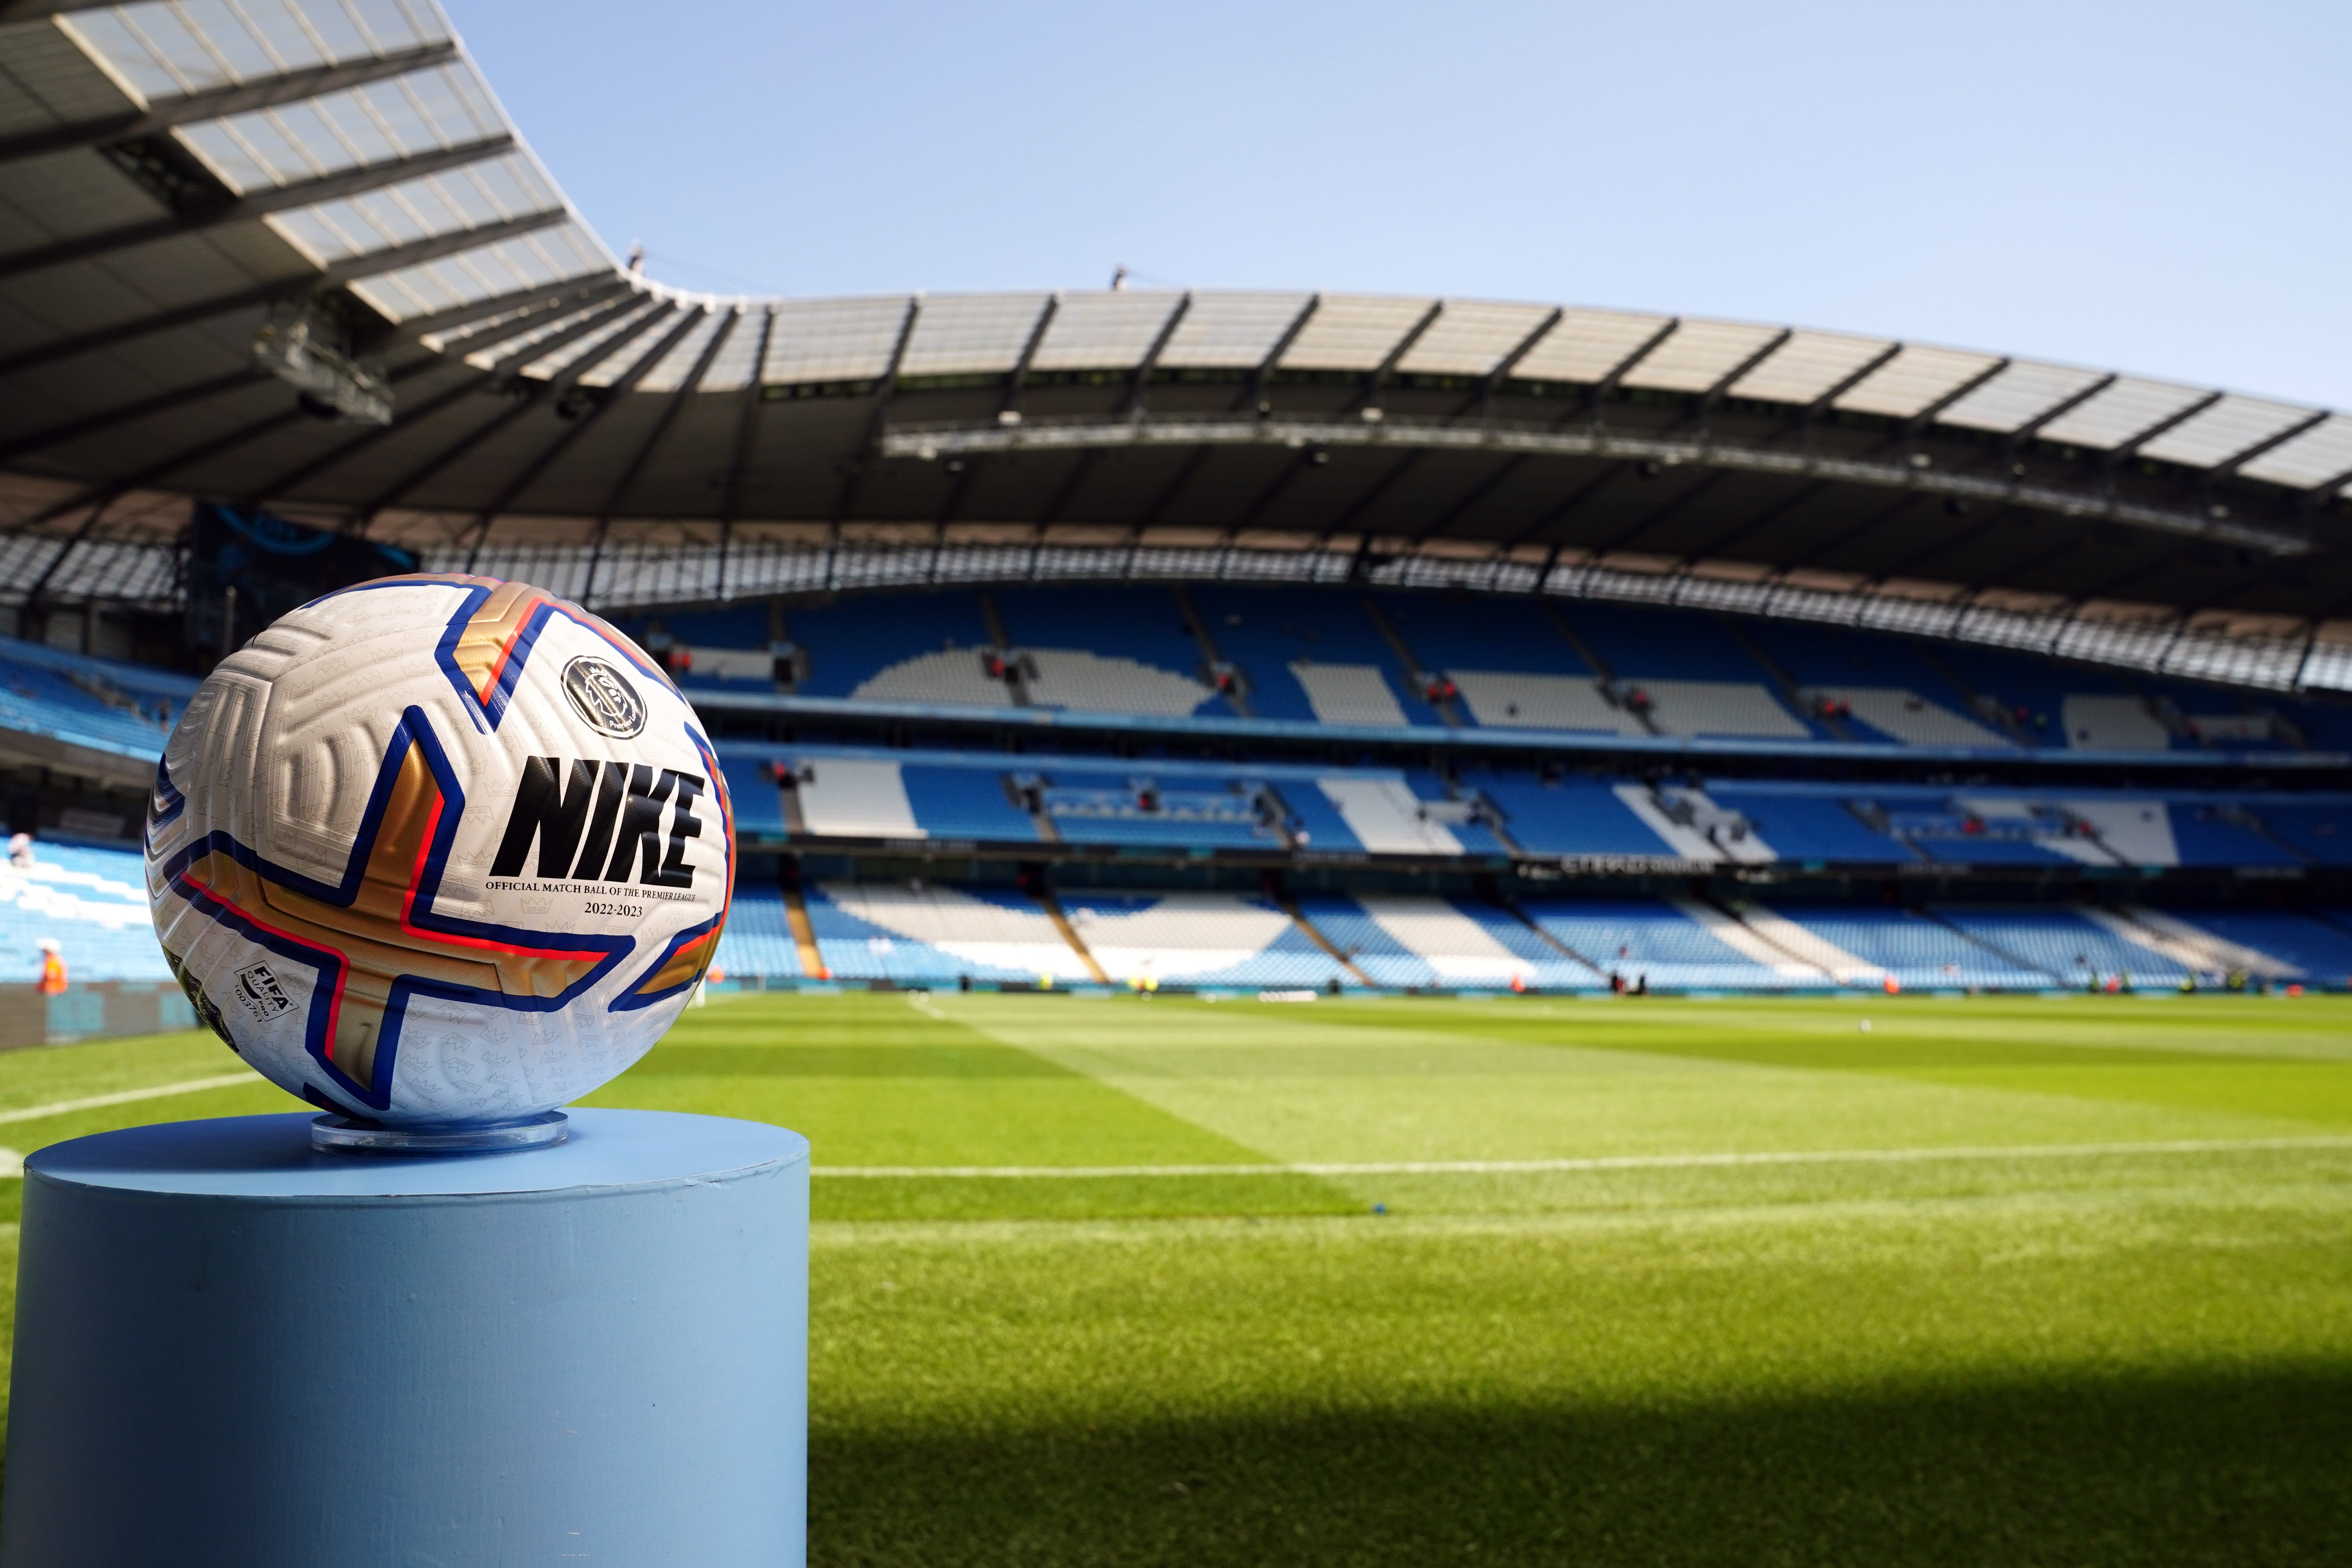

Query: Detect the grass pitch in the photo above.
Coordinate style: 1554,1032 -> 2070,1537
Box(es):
3,990 -> 2352,1563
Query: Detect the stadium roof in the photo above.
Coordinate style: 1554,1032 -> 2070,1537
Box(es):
4,0 -> 2352,691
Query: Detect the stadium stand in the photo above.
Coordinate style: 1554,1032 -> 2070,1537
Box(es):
784,594 -> 1009,707
805,882 -> 1089,984
994,588 -> 1222,717
0,636 -> 196,765
2257,803 -> 2352,867
1769,904 -> 2052,989
1930,906 -> 2191,985
711,886 -> 802,982
1062,892 -> 1344,988
0,841 -> 169,985
1348,895 -> 1595,989
1189,588 -> 1441,726
1516,898 -> 1817,990
2160,908 -> 2352,982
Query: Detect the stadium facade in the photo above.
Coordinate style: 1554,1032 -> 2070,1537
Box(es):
3,0 -> 2351,1008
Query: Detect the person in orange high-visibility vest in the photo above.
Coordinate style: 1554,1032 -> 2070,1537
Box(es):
36,938 -> 66,996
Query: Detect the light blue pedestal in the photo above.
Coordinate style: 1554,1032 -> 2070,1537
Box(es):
0,1109 -> 808,1568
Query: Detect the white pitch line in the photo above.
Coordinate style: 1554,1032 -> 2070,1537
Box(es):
813,1133 -> 2352,1179
0,1072 -> 256,1126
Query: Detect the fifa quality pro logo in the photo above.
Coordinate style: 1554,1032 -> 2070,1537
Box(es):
562,655 -> 646,739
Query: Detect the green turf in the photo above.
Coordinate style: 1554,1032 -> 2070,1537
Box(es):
4,990 -> 2352,1563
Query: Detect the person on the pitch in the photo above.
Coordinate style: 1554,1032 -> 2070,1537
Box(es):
36,937 -> 66,996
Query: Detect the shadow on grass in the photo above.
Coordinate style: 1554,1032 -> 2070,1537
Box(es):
813,1364 -> 2352,1567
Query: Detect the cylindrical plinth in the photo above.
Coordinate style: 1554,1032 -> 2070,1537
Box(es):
0,1109 -> 808,1568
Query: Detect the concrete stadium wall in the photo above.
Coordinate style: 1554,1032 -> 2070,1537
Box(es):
0,982 -> 198,1048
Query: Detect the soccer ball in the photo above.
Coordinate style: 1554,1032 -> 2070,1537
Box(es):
144,574 -> 734,1126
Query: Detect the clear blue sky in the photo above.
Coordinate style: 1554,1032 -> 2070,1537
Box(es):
457,1 -> 2350,407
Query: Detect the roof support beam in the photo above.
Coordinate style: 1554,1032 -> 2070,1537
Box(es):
0,208 -> 571,380
1324,450 -> 1423,538
883,413 -> 2313,556
464,307 -> 709,565
0,287 -> 603,468
585,309 -> 739,600
2209,409 -> 2331,480
716,308 -> 778,599
1416,453 -> 1528,541
2102,391 -> 2221,466
1593,466 -> 1735,554
1239,294 -> 1319,414
1465,306 -> 1562,419
1508,461 -> 1628,546
1002,294 -> 1059,418
1891,357 -> 2010,442
1684,477 -> 1831,562
0,133 -> 516,282
9,325 -> 489,529
1356,299 -> 1444,415
393,274 -> 631,341
0,39 -> 462,165
1683,327 -> 1792,425
239,294 -> 644,505
1580,318 -> 1679,423
1790,342 -> 1902,429
0,367 -> 259,464
932,295 -> 1063,530
1124,292 -> 1190,417
360,301 -> 677,521
830,295 -> 920,527
2004,372 -> 2115,450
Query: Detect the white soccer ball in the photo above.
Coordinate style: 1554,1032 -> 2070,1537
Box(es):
144,574 -> 734,1126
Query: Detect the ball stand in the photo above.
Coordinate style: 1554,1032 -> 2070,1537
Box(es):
311,1107 -> 572,1152
0,1109 -> 808,1568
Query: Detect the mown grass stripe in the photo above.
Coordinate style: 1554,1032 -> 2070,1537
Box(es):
0,1072 -> 254,1125
813,1133 -> 2352,1178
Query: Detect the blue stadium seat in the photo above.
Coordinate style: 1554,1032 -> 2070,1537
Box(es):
1706,786 -> 1912,863
2158,908 -> 2352,983
783,593 -> 997,700
2168,804 -> 2303,868
712,886 -> 802,980
0,636 -> 195,764
1929,906 -> 2187,985
2255,803 -> 2352,866
1515,898 -> 1795,990
1471,775 -> 1673,857
0,840 -> 170,983
1188,587 -> 1439,726
1769,904 -> 2048,988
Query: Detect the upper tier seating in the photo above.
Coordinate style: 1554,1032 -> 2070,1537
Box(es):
1190,587 -> 1441,726
729,744 -> 2352,872
594,584 -> 2352,757
0,636 -> 196,764
784,593 -> 1002,704
2255,804 -> 2352,866
1543,603 -> 1821,739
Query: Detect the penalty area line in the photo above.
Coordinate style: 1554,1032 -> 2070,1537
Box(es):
0,1072 -> 257,1126
813,1133 -> 2352,1180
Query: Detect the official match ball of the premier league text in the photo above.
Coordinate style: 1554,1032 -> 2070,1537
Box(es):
145,575 -> 734,1126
